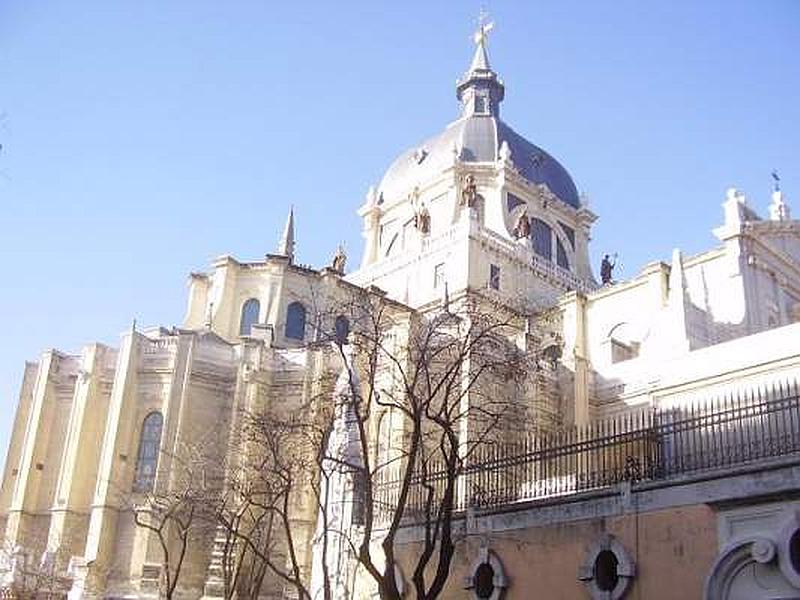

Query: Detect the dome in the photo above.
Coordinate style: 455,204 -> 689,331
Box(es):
376,24 -> 580,210
377,114 -> 580,209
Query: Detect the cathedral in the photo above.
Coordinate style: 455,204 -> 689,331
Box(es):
1,23 -> 799,600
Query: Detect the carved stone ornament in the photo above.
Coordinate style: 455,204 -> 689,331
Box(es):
777,510 -> 800,588
704,536 -> 778,599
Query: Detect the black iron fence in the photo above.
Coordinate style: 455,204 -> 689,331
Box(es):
375,380 -> 800,519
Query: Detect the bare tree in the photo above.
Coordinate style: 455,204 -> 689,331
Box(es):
338,291 -> 533,600
210,411 -> 329,600
205,286 -> 535,600
0,538 -> 71,600
129,442 -> 218,600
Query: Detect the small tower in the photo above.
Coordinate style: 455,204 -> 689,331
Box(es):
277,207 -> 295,262
455,18 -> 505,118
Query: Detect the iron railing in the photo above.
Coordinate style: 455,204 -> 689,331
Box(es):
374,380 -> 800,519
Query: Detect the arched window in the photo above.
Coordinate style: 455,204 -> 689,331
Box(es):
351,470 -> 366,526
334,315 -> 350,344
531,218 -> 552,260
133,412 -> 163,492
239,298 -> 260,336
285,301 -> 307,341
556,238 -> 570,270
376,409 -> 393,468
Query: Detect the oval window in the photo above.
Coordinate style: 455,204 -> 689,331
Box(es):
594,549 -> 619,592
789,529 -> 800,575
475,562 -> 495,599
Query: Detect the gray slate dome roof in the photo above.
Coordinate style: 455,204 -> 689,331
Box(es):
377,114 -> 581,209
377,27 -> 581,210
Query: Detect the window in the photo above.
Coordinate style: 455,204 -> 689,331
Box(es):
466,549 -> 508,600
594,550 -> 619,592
376,409 -> 395,467
559,222 -> 576,249
402,218 -> 415,249
285,301 -> 307,341
474,563 -> 495,598
790,528 -> 800,575
385,232 -> 399,257
474,95 -> 488,114
489,264 -> 500,291
556,239 -> 570,270
351,470 -> 366,526
608,323 -> 640,363
133,412 -> 163,492
506,192 -> 525,213
578,534 -> 635,600
531,218 -> 552,260
334,315 -> 350,344
433,263 -> 446,289
239,298 -> 260,336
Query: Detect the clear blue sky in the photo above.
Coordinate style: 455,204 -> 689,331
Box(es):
0,1 -> 798,462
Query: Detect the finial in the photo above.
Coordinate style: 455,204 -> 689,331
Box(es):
277,206 -> 295,263
475,8 -> 494,47
769,172 -> 791,222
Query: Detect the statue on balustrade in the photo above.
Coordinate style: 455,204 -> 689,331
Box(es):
601,253 -> 617,285
461,174 -> 479,209
331,244 -> 347,274
513,211 -> 531,239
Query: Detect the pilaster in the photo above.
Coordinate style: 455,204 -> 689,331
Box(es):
4,350 -> 72,551
572,293 -> 590,427
0,361 -> 39,524
47,344 -> 114,564
80,330 -> 141,594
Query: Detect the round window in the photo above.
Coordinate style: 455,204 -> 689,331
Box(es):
789,529 -> 800,575
594,549 -> 619,592
475,562 -> 495,599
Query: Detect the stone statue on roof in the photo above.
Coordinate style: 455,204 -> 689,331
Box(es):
513,211 -> 531,239
331,244 -> 347,274
461,174 -> 479,208
415,203 -> 431,234
601,254 -> 617,285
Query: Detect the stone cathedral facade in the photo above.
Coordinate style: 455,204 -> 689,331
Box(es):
2,27 -> 800,600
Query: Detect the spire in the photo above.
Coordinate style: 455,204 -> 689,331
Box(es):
277,206 -> 295,262
456,14 -> 504,118
469,19 -> 493,72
